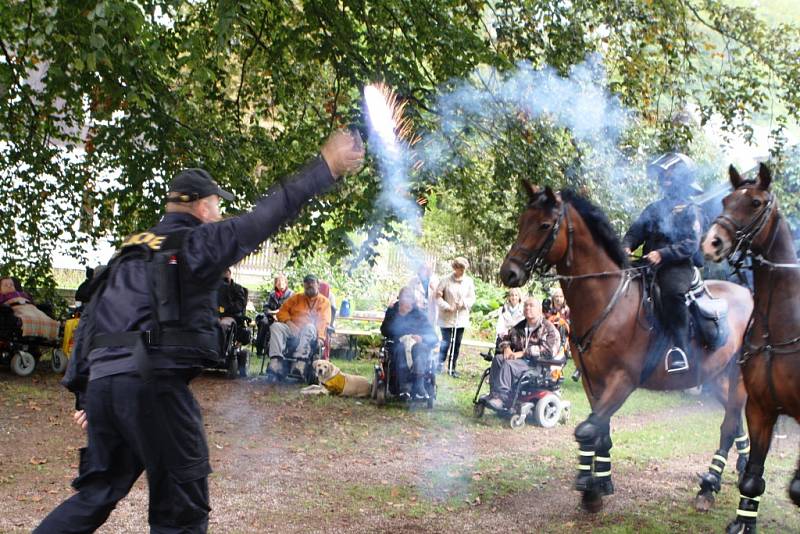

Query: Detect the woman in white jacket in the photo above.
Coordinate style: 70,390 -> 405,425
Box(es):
436,257 -> 476,377
495,287 -> 524,338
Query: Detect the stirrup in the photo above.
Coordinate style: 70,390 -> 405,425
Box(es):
665,347 -> 689,374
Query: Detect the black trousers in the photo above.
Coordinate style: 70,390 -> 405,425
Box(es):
656,261 -> 695,352
390,340 -> 430,394
35,373 -> 211,534
439,327 -> 464,372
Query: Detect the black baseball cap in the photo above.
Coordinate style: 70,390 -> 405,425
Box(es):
167,168 -> 234,202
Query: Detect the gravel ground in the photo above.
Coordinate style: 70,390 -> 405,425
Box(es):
1,369 -> 797,533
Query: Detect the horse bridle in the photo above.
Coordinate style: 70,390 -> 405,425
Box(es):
712,191 -> 775,267
507,203 -> 574,278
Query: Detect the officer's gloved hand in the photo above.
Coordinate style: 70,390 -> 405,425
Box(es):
321,130 -> 365,179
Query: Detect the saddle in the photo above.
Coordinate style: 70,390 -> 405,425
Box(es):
685,271 -> 729,351
641,265 -> 729,351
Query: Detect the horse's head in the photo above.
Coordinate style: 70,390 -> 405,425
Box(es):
702,163 -> 776,262
500,182 -> 567,287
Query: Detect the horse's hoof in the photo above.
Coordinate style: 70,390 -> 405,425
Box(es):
580,489 -> 603,513
726,519 -> 757,534
694,491 -> 715,512
788,476 -> 800,506
595,478 -> 614,496
575,473 -> 593,492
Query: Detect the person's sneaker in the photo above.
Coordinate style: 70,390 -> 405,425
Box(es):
449,370 -> 461,379
398,391 -> 411,402
486,396 -> 505,411
414,391 -> 429,401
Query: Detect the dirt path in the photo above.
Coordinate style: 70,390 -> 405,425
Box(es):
1,371 -> 797,533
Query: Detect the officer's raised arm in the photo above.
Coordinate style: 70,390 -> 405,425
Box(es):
177,130 -> 364,280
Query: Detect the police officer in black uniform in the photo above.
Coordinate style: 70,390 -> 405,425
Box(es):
622,152 -> 704,373
36,130 -> 364,533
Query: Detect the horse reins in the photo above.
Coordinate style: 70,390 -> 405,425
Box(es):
713,192 -> 775,271
719,191 -> 799,413
509,201 -> 653,400
507,203 -> 573,278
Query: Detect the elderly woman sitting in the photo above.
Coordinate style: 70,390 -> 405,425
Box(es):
0,277 -> 60,340
380,287 -> 438,400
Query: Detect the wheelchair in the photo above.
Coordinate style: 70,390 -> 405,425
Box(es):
260,301 -> 336,384
0,304 -> 69,376
371,338 -> 436,409
209,315 -> 253,378
473,348 -> 571,430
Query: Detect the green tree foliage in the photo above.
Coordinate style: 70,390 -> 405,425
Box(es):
1,0 -> 798,290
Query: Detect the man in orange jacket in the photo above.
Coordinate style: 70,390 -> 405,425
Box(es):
267,274 -> 331,381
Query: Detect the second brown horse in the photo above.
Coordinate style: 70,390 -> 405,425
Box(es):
702,163 -> 800,534
500,184 -> 753,513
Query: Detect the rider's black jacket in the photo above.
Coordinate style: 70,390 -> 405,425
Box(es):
63,157 -> 335,406
621,197 -> 704,267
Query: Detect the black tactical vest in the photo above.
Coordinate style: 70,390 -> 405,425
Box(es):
86,227 -> 223,377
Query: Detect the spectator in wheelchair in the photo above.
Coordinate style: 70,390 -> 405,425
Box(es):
495,287 -> 524,338
218,269 -> 250,377
380,287 -> 438,400
218,268 -> 248,327
481,296 -> 561,411
267,274 -> 331,382
255,273 -> 293,356
0,276 -> 59,341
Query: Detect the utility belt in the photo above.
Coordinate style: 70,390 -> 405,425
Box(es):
90,330 -> 220,353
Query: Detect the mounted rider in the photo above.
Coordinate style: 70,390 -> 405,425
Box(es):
622,152 -> 704,373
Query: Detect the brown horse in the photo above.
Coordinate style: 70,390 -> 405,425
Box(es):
702,163 -> 800,534
499,184 -> 753,513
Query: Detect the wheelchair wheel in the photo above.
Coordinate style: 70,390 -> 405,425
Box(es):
51,348 -> 67,374
11,350 -> 36,377
509,413 -> 525,430
531,393 -> 561,428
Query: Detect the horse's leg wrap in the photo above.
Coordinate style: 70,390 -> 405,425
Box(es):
789,469 -> 800,507
699,448 -> 728,494
574,415 -> 602,491
594,432 -> 614,496
734,431 -> 751,474
726,463 -> 765,533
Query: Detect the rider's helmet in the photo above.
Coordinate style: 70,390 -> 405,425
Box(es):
647,152 -> 703,199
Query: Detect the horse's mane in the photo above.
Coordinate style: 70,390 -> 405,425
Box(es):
560,189 -> 630,268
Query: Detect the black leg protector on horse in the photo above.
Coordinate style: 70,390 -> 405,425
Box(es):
699,448 -> 728,494
574,414 -> 602,491
726,464 -> 765,534
789,469 -> 800,507
594,432 -> 614,496
734,430 -> 751,474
